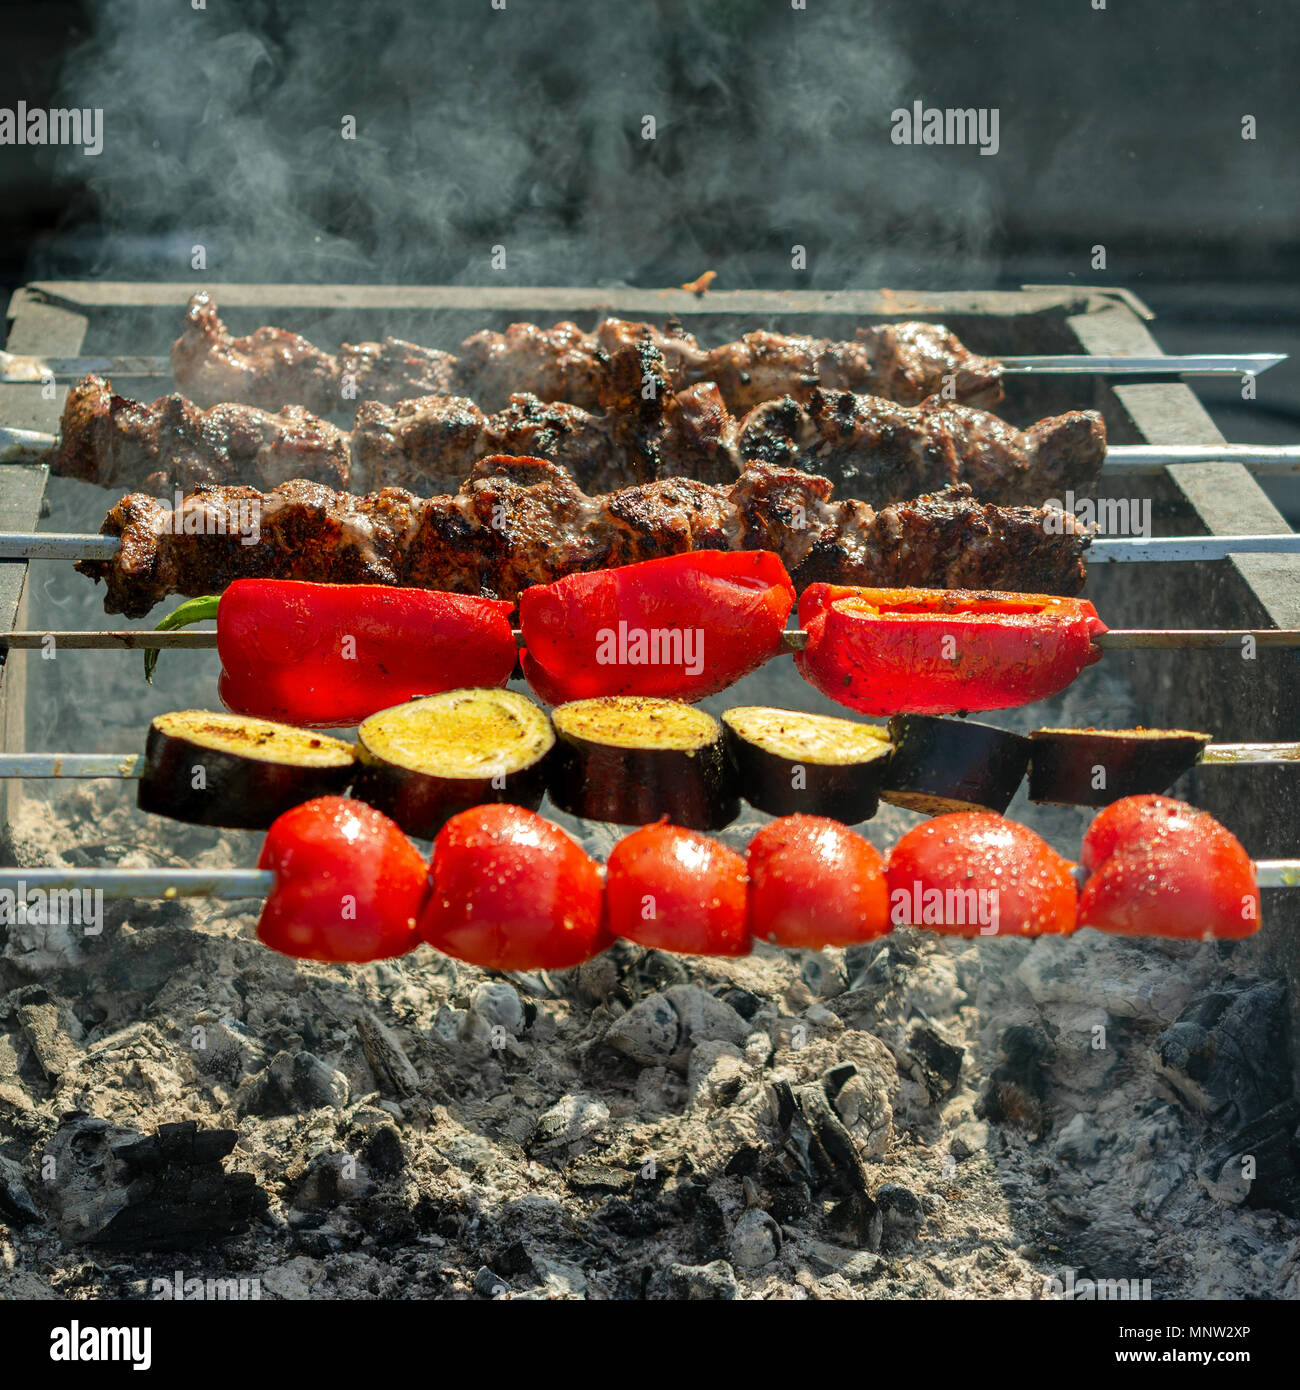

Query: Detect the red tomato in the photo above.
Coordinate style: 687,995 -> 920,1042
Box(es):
604,822 -> 751,957
1081,794 -> 1229,871
520,550 -> 795,705
419,805 -> 610,970
886,811 -> 1077,937
257,796 -> 427,962
747,815 -> 891,948
795,585 -> 1107,716
1077,795 -> 1260,939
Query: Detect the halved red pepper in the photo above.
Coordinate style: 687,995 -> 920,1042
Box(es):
164,579 -> 519,727
795,585 -> 1107,716
519,551 -> 795,705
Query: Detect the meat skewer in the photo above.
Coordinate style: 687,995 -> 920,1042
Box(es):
7,376 -> 1297,503
40,370 -> 1109,504
0,294 -> 1285,400
175,292 -> 1010,413
3,456 -> 1297,618
54,457 -> 1096,615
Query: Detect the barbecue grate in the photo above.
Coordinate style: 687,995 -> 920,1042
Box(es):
1,281 -> 1297,1061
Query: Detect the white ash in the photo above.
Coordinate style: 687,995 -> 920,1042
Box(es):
0,474 -> 1296,1299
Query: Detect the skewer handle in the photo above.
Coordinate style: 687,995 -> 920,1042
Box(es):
0,427 -> 57,463
0,533 -> 120,561
1001,353 -> 1287,377
0,868 -> 274,898
1090,534 -> 1300,563
1106,444 -> 1300,476
0,754 -> 145,778
0,351 -> 170,381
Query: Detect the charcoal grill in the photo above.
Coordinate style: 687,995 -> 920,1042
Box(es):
1,281 -> 1297,1059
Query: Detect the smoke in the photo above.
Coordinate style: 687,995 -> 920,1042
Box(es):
34,0 -> 1005,289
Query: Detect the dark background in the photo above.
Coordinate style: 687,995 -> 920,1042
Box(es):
2,0 -> 1297,507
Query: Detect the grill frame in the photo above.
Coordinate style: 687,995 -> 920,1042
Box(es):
2,280 -> 1297,1051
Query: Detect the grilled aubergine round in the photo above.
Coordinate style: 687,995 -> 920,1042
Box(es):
549,696 -> 738,830
138,710 -> 356,828
882,714 -> 1031,815
1028,727 -> 1212,806
352,688 -> 554,838
722,705 -> 893,823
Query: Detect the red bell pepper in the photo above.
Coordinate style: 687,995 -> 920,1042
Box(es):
215,580 -> 517,727
1077,795 -> 1260,939
519,550 -> 795,705
257,797 -> 428,962
886,811 -> 1078,937
795,586 -> 1107,716
419,804 -> 610,970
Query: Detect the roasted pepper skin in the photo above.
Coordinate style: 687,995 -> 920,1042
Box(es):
217,580 -> 517,727
257,797 -> 428,962
519,550 -> 795,705
795,585 -> 1107,715
1077,795 -> 1260,939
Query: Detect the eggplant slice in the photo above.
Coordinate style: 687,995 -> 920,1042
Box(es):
723,705 -> 892,823
550,696 -> 738,830
883,714 -> 1031,815
138,710 -> 355,829
1029,727 -> 1212,806
353,688 -> 553,838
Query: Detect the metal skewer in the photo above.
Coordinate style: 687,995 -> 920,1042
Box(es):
3,740 -> 1296,781
1,626 -> 1300,654
997,354 -> 1287,378
0,862 -> 1294,899
2,530 -> 1299,567
1,351 -> 1287,384
4,426 -> 1300,477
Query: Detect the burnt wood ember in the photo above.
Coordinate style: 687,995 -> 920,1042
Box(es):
75,454 -> 1091,617
171,291 -> 1005,413
53,372 -> 1105,504
41,1114 -> 268,1250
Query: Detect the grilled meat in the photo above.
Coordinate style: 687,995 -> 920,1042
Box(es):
740,388 -> 1107,506
55,371 -> 1105,505
171,292 -> 1004,414
78,455 -> 1092,618
171,291 -> 459,417
53,374 -> 352,492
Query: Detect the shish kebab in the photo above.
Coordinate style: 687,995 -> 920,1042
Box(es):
0,291 -> 1286,406
11,367 -> 1110,504
4,455 -> 1300,620
4,370 -> 1298,504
